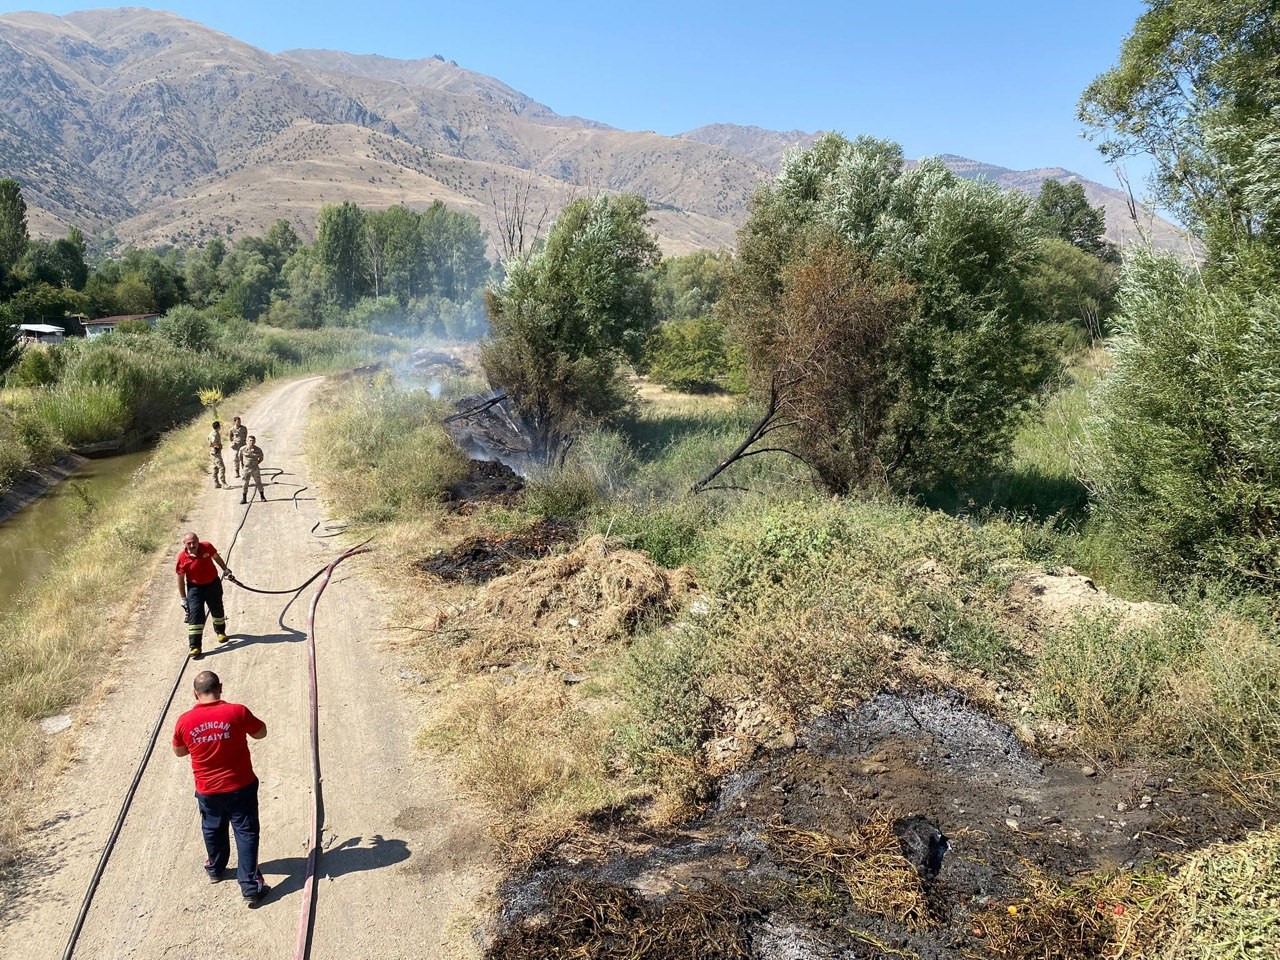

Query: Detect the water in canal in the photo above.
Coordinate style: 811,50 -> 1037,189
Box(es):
0,450 -> 152,620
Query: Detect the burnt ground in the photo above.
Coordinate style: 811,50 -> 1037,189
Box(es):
418,518 -> 575,584
486,691 -> 1260,959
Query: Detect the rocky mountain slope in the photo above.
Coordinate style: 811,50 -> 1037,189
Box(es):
0,8 -> 1185,255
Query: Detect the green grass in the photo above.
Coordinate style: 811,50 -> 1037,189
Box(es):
306,373 -> 468,524
0,324 -> 402,498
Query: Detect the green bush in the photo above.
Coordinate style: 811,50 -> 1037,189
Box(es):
1083,253 -> 1280,580
157,305 -> 212,352
6,346 -> 63,387
1038,598 -> 1280,781
644,317 -> 731,393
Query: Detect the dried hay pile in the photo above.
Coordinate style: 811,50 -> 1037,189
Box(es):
479,535 -> 695,644
768,813 -> 931,929
487,878 -> 759,960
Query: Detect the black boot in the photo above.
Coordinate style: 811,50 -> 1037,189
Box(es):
258,491 -> 266,502
241,496 -> 247,504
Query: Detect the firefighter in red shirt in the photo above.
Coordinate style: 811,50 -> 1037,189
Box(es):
176,532 -> 232,659
172,670 -> 270,904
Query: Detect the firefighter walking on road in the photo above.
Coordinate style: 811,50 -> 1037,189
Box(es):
240,435 -> 266,504
176,532 -> 232,658
229,416 -> 248,479
208,421 -> 226,489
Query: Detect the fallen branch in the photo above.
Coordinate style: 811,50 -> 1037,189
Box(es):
442,392 -> 508,424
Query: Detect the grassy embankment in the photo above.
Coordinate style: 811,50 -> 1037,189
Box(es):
0,332 -> 402,869
307,359 -> 1280,957
0,324 -> 396,498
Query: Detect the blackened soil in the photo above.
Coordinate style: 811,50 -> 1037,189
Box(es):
418,518 -> 574,584
487,692 -> 1262,959
445,458 -> 525,507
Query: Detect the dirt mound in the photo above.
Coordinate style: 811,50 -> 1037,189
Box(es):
1009,566 -> 1170,633
480,535 -> 695,643
419,520 -> 574,584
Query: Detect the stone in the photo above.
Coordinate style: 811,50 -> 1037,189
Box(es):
40,714 -> 72,735
561,672 -> 587,684
1007,804 -> 1023,818
1081,765 -> 1097,777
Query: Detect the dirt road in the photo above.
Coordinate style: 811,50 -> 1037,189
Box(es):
0,377 -> 494,960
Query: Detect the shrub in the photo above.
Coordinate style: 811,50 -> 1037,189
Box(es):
157,305 -> 212,352
307,377 -> 467,522
1082,253 -> 1280,580
644,317 -> 731,393
34,381 -> 128,446
6,345 -> 63,387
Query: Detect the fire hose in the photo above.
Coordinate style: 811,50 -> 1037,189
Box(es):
59,468 -> 370,960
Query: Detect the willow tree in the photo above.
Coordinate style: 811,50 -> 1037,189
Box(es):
482,194 -> 660,463
718,134 -> 1044,492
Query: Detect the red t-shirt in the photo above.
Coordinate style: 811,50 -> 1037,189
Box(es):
172,700 -> 263,794
176,542 -> 219,586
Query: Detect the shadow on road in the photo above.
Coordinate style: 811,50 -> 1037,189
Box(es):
258,835 -> 411,899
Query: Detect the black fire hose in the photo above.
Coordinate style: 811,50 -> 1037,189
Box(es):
60,467 -> 367,960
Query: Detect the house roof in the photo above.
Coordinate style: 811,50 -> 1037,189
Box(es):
18,323 -> 66,334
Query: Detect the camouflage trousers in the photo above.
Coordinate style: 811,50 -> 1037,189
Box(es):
210,448 -> 226,487
242,465 -> 264,501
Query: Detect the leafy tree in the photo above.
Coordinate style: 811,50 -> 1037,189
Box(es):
186,238 -> 227,308
482,194 -> 660,462
157,305 -> 212,351
0,178 -> 28,278
1084,252 -> 1280,579
265,219 -> 300,260
421,200 -> 489,302
722,133 -> 1044,490
0,304 -> 19,377
1024,237 -> 1119,340
364,205 -> 423,302
315,201 -> 367,308
645,316 -> 731,393
1080,1 -> 1280,269
653,250 -> 732,323
1035,179 -> 1113,259
111,273 -> 158,314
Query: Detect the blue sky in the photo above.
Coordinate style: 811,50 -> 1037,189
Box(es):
5,1 -> 1152,190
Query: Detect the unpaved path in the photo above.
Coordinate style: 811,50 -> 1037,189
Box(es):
0,377 -> 495,960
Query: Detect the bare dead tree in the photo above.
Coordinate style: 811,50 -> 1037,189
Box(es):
488,170 -> 552,262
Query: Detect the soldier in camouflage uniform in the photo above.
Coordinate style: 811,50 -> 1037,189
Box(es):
229,416 -> 249,478
208,421 -> 226,489
240,435 -> 266,504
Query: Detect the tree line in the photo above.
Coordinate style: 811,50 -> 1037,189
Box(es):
480,0 -> 1280,587
0,189 -> 494,371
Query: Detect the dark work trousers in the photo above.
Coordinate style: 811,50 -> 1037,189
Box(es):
185,578 -> 227,650
195,778 -> 263,897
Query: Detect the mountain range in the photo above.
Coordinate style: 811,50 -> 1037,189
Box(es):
0,7 -> 1188,256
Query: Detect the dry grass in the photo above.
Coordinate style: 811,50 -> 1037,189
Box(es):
969,865 -> 1119,960
422,676 -> 634,842
1111,826 -> 1280,960
768,814 -> 931,929
0,379 -> 278,867
486,878 -> 761,960
478,534 -> 695,646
